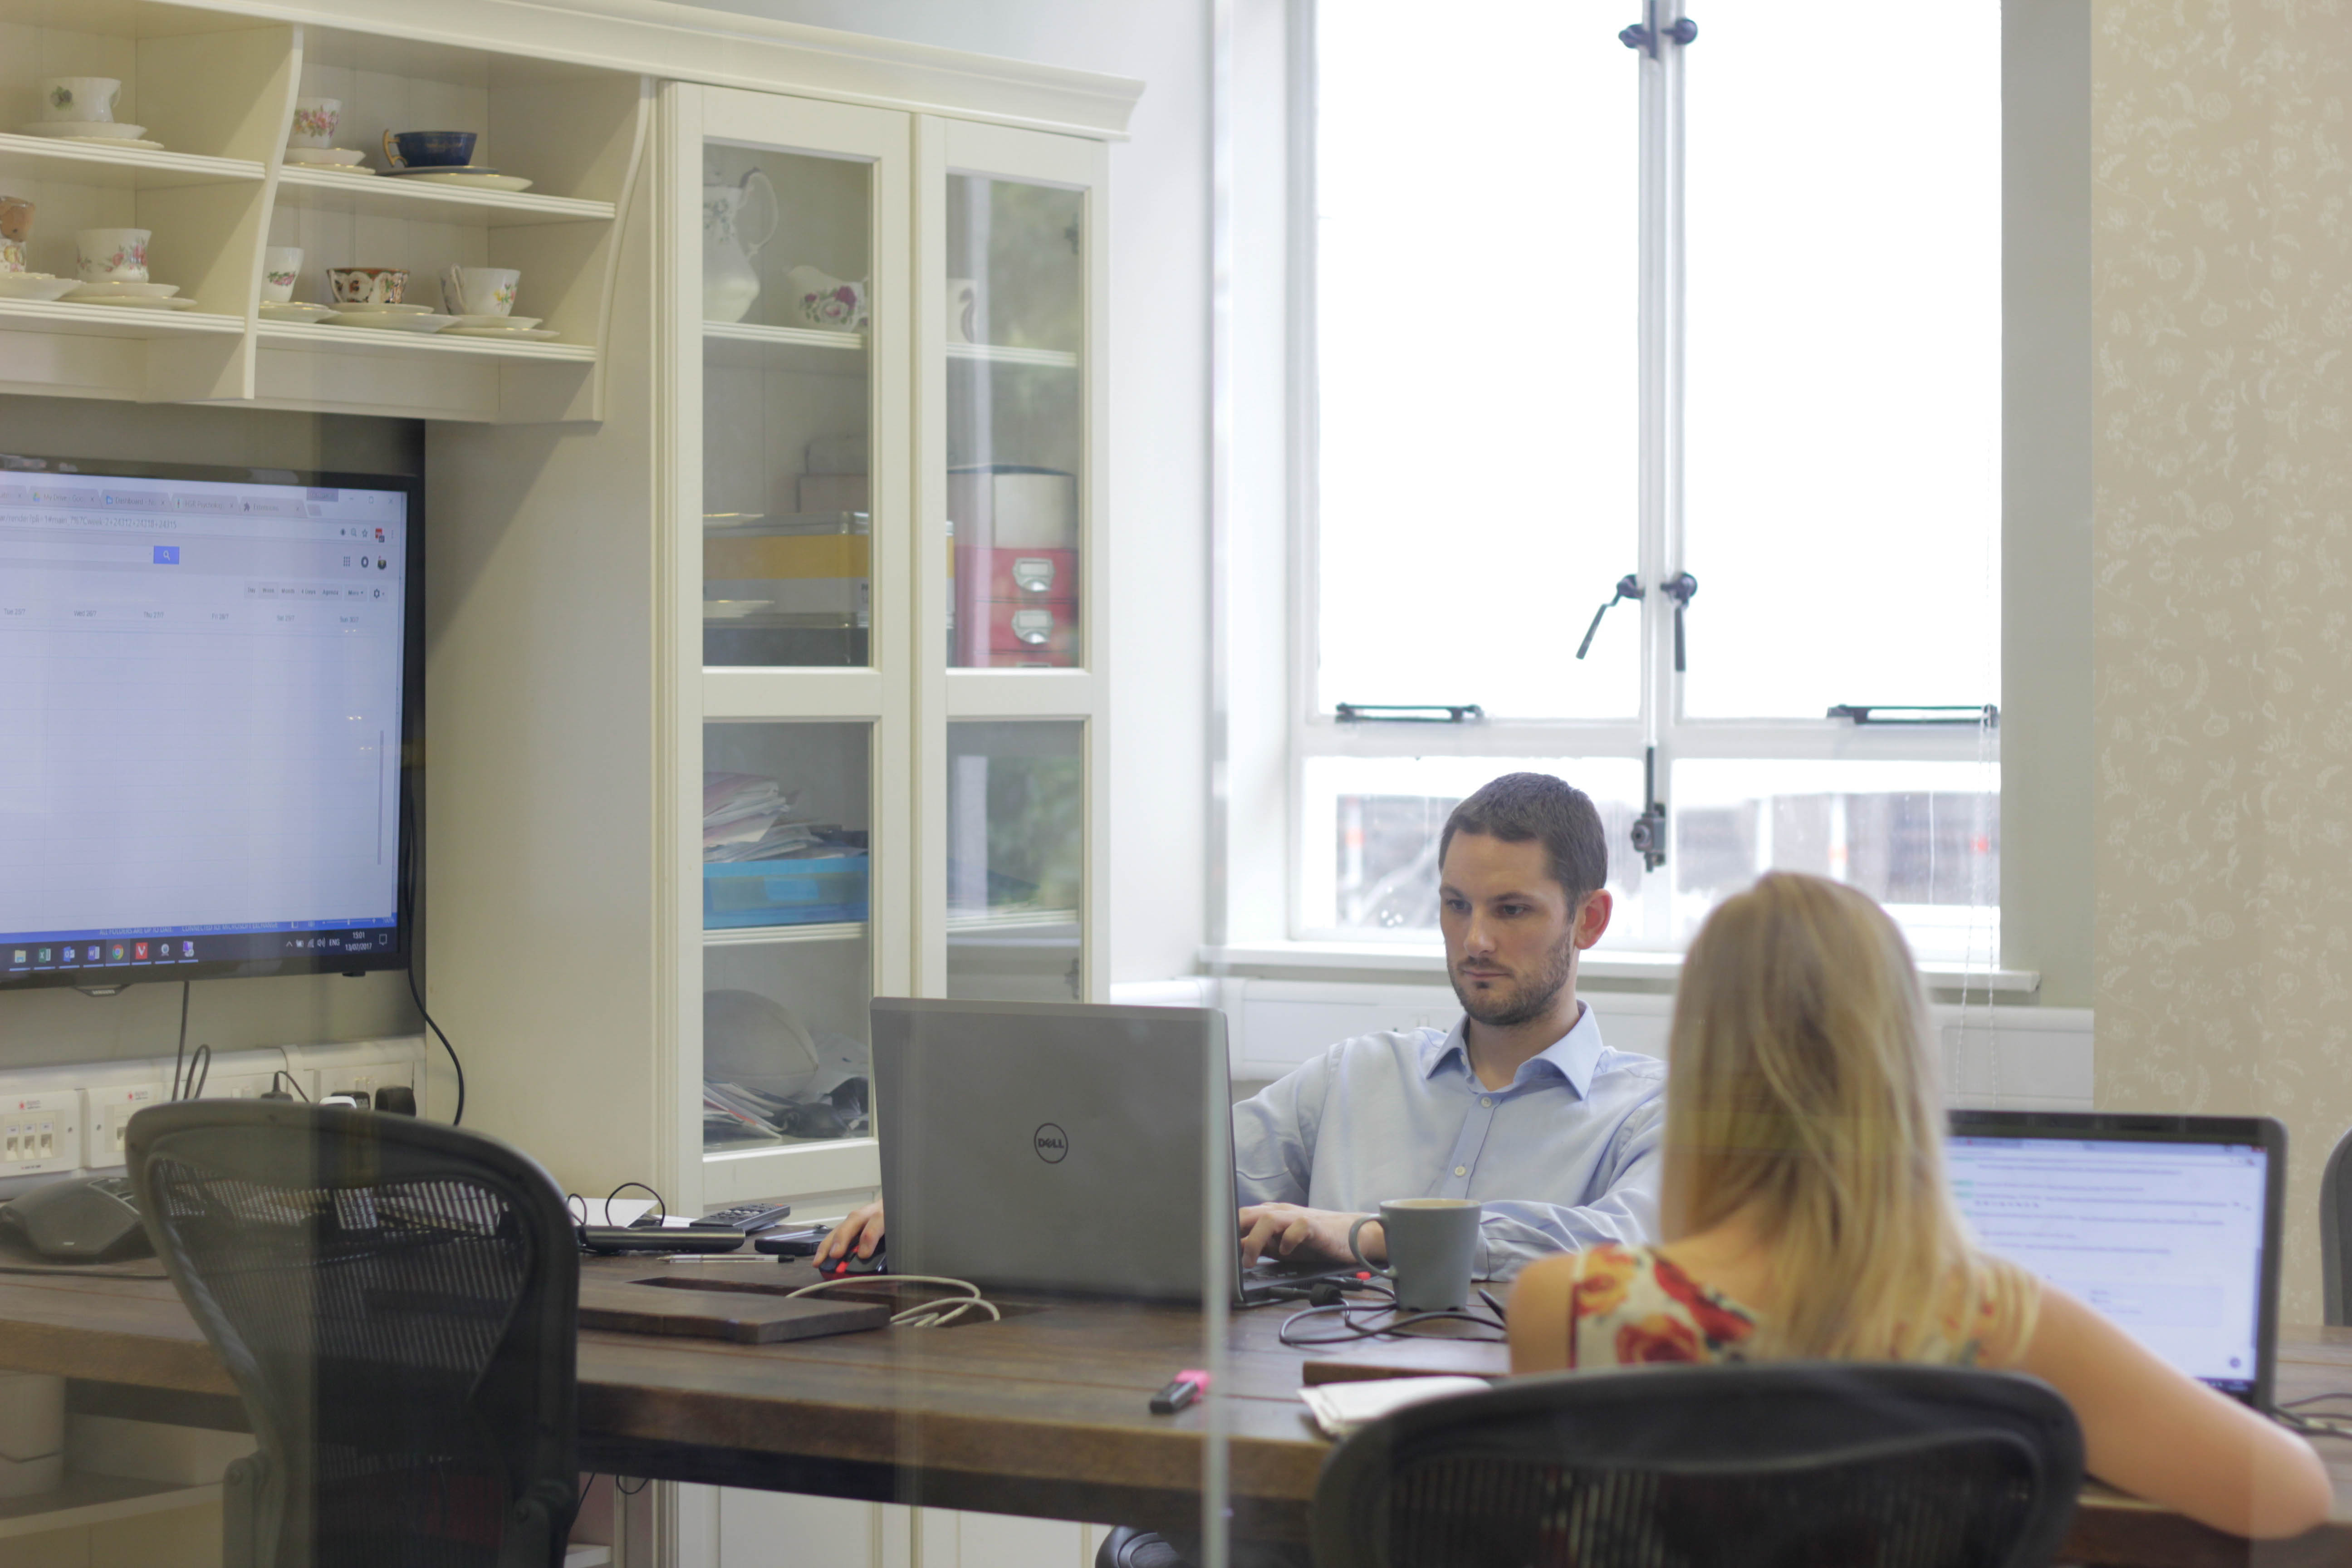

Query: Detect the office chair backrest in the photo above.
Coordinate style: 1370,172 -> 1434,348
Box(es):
1313,1363 -> 2083,1568
127,1100 -> 580,1568
2324,1125 -> 2352,1325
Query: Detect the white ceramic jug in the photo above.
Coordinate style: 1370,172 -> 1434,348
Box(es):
702,167 -> 779,324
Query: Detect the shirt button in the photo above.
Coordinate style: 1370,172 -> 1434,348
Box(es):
1454,1165 -> 1468,1177
1480,1096 -> 1493,1108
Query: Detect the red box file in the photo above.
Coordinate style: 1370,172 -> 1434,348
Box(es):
954,598 -> 1078,666
953,545 -> 1078,603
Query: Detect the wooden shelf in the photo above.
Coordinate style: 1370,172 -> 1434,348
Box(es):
702,320 -> 867,372
255,321 -> 594,363
946,341 -> 1078,369
0,1474 -> 219,1539
0,134 -> 262,190
702,921 -> 867,948
0,299 -> 243,338
274,166 -> 617,227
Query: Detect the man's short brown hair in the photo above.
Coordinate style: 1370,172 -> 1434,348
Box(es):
1437,773 -> 1610,904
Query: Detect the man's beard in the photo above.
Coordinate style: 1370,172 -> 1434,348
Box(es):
1450,929 -> 1577,1028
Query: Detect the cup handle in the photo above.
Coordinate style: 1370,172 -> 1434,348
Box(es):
382,130 -> 404,170
1348,1216 -> 1391,1277
741,168 -> 780,258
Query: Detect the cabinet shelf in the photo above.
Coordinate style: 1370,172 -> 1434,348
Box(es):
255,321 -> 596,363
702,320 -> 867,372
0,299 -> 243,339
945,341 -> 1078,369
273,166 -> 618,227
0,134 -> 262,191
0,1475 -> 220,1539
702,921 -> 867,948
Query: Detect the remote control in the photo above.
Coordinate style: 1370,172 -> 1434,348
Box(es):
699,1202 -> 794,1234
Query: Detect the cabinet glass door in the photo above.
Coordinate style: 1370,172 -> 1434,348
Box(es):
945,173 -> 1085,669
946,721 -> 1083,999
702,721 -> 873,1154
702,143 -> 875,669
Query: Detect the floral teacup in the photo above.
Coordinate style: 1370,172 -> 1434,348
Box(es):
784,265 -> 868,332
261,246 -> 304,303
42,78 -> 120,124
289,98 -> 341,150
439,265 -> 519,317
327,267 -> 407,305
76,227 -> 150,283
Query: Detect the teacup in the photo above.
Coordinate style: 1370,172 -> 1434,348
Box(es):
946,277 -> 979,344
76,227 -> 150,284
0,196 -> 32,274
784,265 -> 869,332
327,266 -> 407,305
439,265 -> 519,317
383,130 -> 476,170
261,246 -> 304,303
41,78 -> 120,124
288,98 -> 340,150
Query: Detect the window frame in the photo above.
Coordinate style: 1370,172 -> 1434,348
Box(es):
1284,0 -> 2002,954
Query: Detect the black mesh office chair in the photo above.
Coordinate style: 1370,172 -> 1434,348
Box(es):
127,1100 -> 581,1568
2323,1125 -> 2352,1324
1311,1363 -> 2084,1568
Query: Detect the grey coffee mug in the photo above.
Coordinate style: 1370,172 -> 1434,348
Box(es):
1348,1197 -> 1482,1312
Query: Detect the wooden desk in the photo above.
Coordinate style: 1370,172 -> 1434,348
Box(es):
3,1259 -> 2348,1567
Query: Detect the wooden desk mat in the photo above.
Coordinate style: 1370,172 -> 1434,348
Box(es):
579,1279 -> 890,1343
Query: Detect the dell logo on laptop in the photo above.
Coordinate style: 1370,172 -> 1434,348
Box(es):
1034,1123 -> 1069,1163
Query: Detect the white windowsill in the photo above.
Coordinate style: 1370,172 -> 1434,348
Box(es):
1197,941 -> 2041,995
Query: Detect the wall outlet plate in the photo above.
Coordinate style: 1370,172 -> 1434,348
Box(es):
0,1093 -> 81,1177
84,1083 -> 163,1169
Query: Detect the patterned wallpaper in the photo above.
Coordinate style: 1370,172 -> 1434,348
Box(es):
2093,0 -> 2352,1323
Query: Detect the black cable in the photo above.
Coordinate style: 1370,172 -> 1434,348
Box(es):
615,1475 -> 650,1496
404,960 -> 463,1126
272,1070 -> 310,1102
1277,1286 -> 1508,1348
606,1181 -> 666,1225
170,981 -> 192,1100
185,1044 -> 211,1100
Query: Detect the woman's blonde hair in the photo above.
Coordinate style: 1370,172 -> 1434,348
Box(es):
1662,872 -> 2031,1361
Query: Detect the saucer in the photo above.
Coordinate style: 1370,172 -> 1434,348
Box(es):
392,172 -> 532,192
72,294 -> 201,310
283,147 -> 367,166
444,326 -> 559,340
66,280 -> 178,299
325,310 -> 453,333
258,300 -> 335,322
380,164 -> 500,178
18,121 -> 148,141
704,600 -> 775,620
0,274 -> 79,301
326,301 -> 431,315
448,314 -> 542,330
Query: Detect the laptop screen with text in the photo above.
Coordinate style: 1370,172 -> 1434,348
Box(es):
1948,1129 -> 2271,1399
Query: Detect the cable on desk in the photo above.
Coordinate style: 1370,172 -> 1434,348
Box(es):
1277,1284 -> 1507,1348
785,1274 -> 1003,1328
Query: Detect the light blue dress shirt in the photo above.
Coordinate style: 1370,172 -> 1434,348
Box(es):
1232,1003 -> 1666,1279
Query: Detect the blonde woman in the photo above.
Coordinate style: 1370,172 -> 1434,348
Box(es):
1508,872 -> 2332,1540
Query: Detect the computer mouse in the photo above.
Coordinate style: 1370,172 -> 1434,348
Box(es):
819,1248 -> 887,1278
0,1175 -> 152,1262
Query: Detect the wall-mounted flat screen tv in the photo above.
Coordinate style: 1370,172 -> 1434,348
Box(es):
0,453 -> 421,990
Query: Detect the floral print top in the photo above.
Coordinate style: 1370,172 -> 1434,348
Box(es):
1558,1243 -> 2032,1369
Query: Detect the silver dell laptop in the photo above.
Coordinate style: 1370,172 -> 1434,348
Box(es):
870,997 -> 1347,1304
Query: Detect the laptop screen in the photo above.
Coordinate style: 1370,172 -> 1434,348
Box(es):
1947,1132 -> 2270,1398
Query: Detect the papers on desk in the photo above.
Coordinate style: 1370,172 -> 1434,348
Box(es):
704,770 -> 862,864
1297,1377 -> 1492,1439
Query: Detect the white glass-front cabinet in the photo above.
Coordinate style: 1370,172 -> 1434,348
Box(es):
665,88 -> 1108,1213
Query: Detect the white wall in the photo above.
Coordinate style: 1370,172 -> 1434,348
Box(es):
680,0 -> 1215,985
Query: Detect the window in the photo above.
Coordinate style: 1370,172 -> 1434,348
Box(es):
1300,0 -> 2000,961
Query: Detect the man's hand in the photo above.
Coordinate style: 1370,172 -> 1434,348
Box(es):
1237,1203 -> 1384,1268
816,1200 -> 885,1265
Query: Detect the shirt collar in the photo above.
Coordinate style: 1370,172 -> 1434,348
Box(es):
1423,1001 -> 1606,1098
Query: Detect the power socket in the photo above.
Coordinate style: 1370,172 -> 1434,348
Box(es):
85,1083 -> 163,1169
0,1093 -> 80,1176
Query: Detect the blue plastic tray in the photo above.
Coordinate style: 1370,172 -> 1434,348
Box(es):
703,853 -> 870,928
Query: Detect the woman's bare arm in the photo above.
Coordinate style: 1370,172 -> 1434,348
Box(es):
2018,1285 -> 2332,1539
1506,1252 -> 1579,1372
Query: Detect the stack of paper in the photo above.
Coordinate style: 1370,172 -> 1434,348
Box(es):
704,772 -> 823,863
1295,1377 -> 1492,1439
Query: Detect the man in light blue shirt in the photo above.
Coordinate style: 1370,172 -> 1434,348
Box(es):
1234,772 -> 1664,1280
